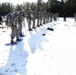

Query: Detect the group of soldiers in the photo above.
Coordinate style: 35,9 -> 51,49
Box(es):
6,10 -> 24,44
6,9 -> 59,44
25,10 -> 59,31
5,10 -> 76,44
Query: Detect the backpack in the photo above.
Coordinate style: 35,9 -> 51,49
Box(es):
6,13 -> 13,27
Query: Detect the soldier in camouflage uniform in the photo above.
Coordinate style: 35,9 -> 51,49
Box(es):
32,10 -> 36,29
63,13 -> 66,21
47,12 -> 49,23
37,12 -> 40,27
56,13 -> 59,20
43,11 -> 46,24
50,13 -> 53,22
45,12 -> 48,24
53,13 -> 57,21
40,12 -> 43,26
48,12 -> 50,22
26,10 -> 33,31
6,12 -> 21,44
46,12 -> 48,23
17,10 -> 24,37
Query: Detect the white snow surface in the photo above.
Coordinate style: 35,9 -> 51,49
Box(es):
0,17 -> 76,75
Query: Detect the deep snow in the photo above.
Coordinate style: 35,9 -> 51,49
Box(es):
0,17 -> 76,75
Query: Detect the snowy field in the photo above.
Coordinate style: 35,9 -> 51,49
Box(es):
0,17 -> 76,75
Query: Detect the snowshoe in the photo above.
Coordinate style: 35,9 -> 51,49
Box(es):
5,41 -> 17,46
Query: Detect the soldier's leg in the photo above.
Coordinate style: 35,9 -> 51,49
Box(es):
18,22 -> 23,36
43,17 -> 45,24
50,17 -> 52,22
28,19 -> 32,31
64,17 -> 66,21
33,19 -> 36,29
46,17 -> 48,23
43,17 -> 46,24
16,26 -> 22,41
37,18 -> 40,27
11,26 -> 17,43
40,18 -> 42,26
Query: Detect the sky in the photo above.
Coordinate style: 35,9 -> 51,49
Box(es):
0,0 -> 48,5
0,17 -> 76,75
0,0 -> 62,5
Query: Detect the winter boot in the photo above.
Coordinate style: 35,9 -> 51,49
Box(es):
16,38 -> 22,42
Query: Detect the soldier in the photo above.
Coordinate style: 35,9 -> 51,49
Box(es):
63,13 -> 66,21
47,12 -> 50,23
45,12 -> 48,24
17,10 -> 24,37
48,12 -> 50,22
56,13 -> 59,20
26,10 -> 33,31
32,10 -> 36,29
43,11 -> 46,24
46,12 -> 48,23
40,12 -> 43,26
53,13 -> 57,21
50,13 -> 53,22
37,12 -> 40,27
6,12 -> 21,44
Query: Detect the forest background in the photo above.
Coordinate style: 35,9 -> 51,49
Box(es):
0,0 -> 76,17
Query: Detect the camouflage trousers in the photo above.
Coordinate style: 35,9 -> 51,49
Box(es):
17,22 -> 22,35
43,17 -> 46,24
37,18 -> 40,26
40,18 -> 42,25
28,19 -> 32,30
11,26 -> 18,41
32,19 -> 35,28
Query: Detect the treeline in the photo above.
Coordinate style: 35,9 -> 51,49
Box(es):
0,3 -> 13,16
0,0 -> 76,17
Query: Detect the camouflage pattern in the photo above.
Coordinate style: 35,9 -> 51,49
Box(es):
6,12 -> 19,43
63,13 -> 66,21
6,13 -> 13,27
40,12 -> 43,25
43,11 -> 46,24
56,13 -> 59,20
32,10 -> 36,29
53,13 -> 57,21
17,10 -> 24,36
50,13 -> 53,22
12,12 -> 19,40
37,12 -> 41,27
46,12 -> 49,23
26,10 -> 33,31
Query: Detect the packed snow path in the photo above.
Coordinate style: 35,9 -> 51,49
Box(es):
0,18 -> 76,75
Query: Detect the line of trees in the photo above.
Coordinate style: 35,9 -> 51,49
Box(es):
0,0 -> 76,17
0,3 -> 14,16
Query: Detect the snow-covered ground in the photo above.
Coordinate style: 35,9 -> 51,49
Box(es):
0,17 -> 76,75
